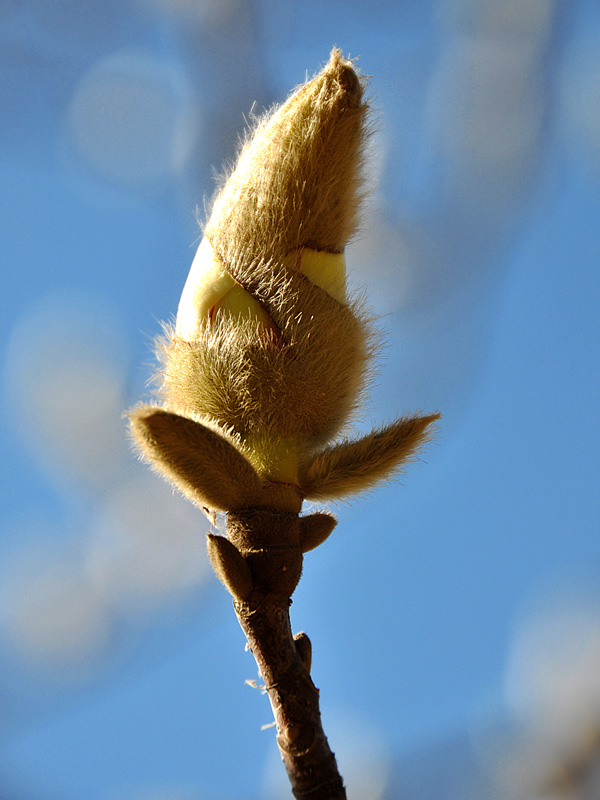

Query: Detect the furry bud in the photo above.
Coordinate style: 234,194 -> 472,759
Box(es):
159,49 -> 371,483
129,49 -> 439,519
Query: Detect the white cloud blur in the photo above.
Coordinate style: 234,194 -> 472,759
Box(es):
87,474 -> 210,618
1,291 -> 212,676
67,48 -> 199,187
428,0 -> 554,205
437,0 -> 555,46
506,601 -> 600,742
483,589 -> 600,798
4,291 -> 130,494
141,0 -> 243,27
2,546 -> 113,672
559,30 -> 600,179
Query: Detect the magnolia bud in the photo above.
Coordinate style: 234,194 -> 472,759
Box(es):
129,49 -> 439,517
159,49 -> 371,483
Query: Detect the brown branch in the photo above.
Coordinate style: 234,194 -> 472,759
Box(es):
226,510 -> 346,799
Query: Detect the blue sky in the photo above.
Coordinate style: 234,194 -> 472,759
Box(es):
1,2 -> 599,798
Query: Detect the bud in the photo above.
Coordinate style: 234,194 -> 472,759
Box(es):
129,49 -> 439,518
159,49 -> 371,485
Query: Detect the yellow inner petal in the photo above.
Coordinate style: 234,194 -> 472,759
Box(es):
217,283 -> 274,328
284,248 -> 347,304
176,237 -> 273,339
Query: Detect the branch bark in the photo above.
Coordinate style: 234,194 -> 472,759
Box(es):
226,510 -> 346,799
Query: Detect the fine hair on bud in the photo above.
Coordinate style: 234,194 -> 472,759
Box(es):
130,48 -> 440,507
299,413 -> 441,501
153,49 -> 378,473
128,405 -> 264,512
158,274 -> 376,453
206,47 -> 369,275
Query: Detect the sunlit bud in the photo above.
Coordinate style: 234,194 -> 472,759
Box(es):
205,47 -> 366,270
129,49 -> 439,517
158,49 -> 371,485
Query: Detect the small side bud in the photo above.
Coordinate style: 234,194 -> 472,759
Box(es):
206,533 -> 254,601
294,631 -> 312,673
299,513 -> 337,553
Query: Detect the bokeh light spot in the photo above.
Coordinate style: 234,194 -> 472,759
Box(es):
67,49 -> 198,185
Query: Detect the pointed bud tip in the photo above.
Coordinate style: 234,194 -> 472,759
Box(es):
325,48 -> 363,108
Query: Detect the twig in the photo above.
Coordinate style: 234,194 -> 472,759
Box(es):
227,509 -> 346,799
